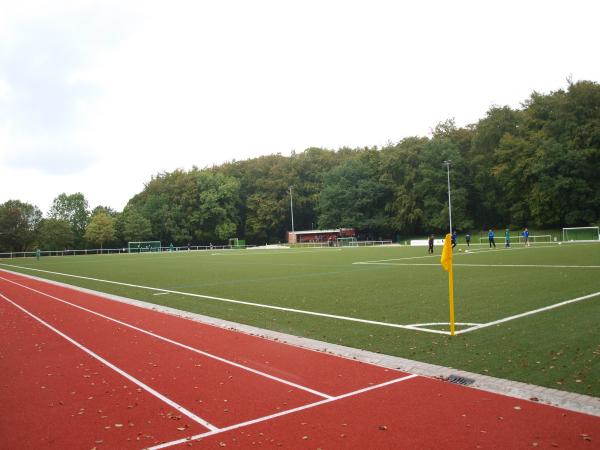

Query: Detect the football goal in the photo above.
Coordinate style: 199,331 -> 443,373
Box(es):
128,241 -> 161,253
228,238 -> 246,249
478,234 -> 552,245
562,227 -> 600,242
337,237 -> 358,247
517,234 -> 552,244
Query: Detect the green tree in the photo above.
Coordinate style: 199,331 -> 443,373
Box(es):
49,193 -> 90,246
119,209 -> 153,242
318,152 -> 389,236
36,218 -> 75,251
84,212 -> 115,249
0,200 -> 42,252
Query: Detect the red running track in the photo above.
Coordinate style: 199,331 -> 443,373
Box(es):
0,269 -> 598,449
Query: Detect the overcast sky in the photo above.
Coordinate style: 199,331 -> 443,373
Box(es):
1,0 -> 598,214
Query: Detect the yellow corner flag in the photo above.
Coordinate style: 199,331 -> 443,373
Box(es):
440,233 -> 452,271
440,233 -> 456,336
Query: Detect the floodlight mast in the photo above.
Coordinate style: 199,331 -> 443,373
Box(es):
289,186 -> 295,233
443,160 -> 452,234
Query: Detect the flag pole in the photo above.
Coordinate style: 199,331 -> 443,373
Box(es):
448,253 -> 456,336
441,233 -> 456,336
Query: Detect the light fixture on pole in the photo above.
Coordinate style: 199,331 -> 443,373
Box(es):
443,160 -> 452,233
289,186 -> 295,233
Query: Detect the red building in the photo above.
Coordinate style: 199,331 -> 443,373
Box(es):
287,228 -> 355,244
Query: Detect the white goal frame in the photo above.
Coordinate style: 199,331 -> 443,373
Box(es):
562,227 -> 600,242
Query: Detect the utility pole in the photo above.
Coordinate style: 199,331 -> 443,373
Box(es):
289,186 -> 295,232
443,160 -> 452,234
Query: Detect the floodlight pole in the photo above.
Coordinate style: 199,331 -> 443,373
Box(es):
289,186 -> 295,233
443,160 -> 452,234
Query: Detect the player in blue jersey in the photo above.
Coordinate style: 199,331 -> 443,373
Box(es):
522,227 -> 530,247
488,229 -> 496,248
451,230 -> 457,249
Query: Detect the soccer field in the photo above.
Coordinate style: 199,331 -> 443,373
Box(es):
1,242 -> 599,396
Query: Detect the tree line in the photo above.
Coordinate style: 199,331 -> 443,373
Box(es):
1,80 -> 599,252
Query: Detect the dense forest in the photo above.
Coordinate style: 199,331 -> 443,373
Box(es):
1,80 -> 599,252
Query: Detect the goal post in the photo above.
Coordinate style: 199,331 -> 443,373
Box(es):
228,238 -> 246,249
517,234 -> 552,244
128,241 -> 161,253
336,237 -> 358,247
562,227 -> 600,242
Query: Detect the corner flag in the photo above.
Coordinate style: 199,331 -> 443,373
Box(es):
440,233 -> 456,336
440,233 -> 452,271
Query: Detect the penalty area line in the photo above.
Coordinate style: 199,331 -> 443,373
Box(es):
147,374 -> 419,450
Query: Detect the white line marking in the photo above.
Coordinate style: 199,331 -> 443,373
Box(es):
152,292 -> 170,296
456,291 -> 600,335
355,263 -> 600,268
0,276 -> 333,400
407,322 -> 481,327
147,374 -> 419,450
0,291 -> 218,431
352,242 -> 574,265
0,265 -> 448,335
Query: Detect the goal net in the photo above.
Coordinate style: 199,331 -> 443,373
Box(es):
477,234 -> 552,245
228,238 -> 246,249
336,237 -> 358,247
562,227 -> 600,242
517,234 -> 552,244
128,241 -> 161,253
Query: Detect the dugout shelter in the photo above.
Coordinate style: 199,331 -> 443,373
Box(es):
287,228 -> 355,244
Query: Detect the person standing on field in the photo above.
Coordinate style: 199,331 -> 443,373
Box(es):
505,228 -> 511,248
522,227 -> 530,247
488,229 -> 496,248
451,230 -> 457,249
428,234 -> 434,254
465,233 -> 471,247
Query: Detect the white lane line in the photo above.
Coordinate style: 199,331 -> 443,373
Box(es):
0,291 -> 218,432
152,292 -> 170,296
0,265 -> 446,335
0,276 -> 333,400
456,291 -> 600,335
147,374 -> 419,450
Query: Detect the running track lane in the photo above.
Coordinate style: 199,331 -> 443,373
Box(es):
1,271 -> 599,449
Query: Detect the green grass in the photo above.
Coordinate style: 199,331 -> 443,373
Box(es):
1,242 -> 599,397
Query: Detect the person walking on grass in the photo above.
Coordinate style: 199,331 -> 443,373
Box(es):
451,230 -> 457,249
488,229 -> 496,248
465,232 -> 471,247
505,228 -> 511,248
428,234 -> 434,254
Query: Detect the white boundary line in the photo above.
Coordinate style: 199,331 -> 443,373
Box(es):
455,291 -> 600,334
352,242 -> 582,265
0,291 -> 218,432
0,276 -> 333,400
147,374 -> 419,450
355,262 -> 600,268
0,264 -> 450,335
